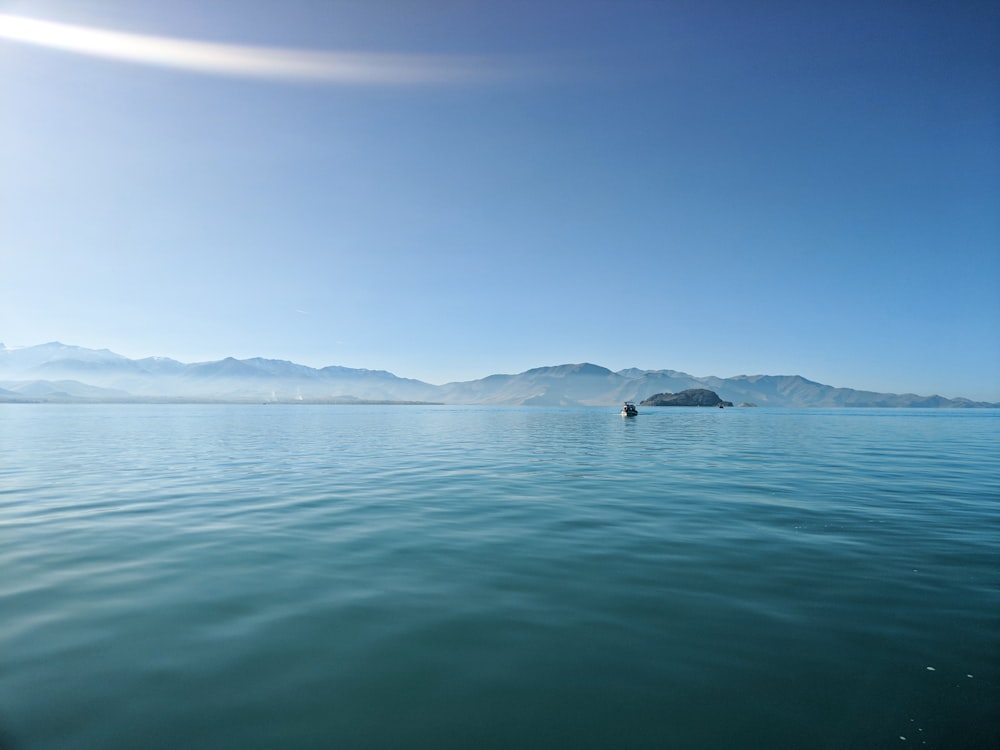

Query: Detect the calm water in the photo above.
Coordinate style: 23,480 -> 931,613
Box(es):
1,405 -> 997,749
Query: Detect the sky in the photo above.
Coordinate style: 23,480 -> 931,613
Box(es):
1,0 -> 998,400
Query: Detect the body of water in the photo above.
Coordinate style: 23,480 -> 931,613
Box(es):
1,405 -> 998,748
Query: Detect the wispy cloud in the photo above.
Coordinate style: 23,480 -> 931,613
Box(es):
0,14 -> 506,85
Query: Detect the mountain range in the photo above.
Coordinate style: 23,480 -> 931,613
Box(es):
0,342 -> 995,407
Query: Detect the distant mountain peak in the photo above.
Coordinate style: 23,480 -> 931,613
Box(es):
522,363 -> 614,377
0,342 -> 993,407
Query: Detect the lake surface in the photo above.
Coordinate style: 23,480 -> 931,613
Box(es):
1,405 -> 998,749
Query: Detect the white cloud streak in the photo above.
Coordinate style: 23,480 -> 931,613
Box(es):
0,14 -> 501,85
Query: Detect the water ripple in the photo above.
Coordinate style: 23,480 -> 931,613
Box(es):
1,405 -> 998,749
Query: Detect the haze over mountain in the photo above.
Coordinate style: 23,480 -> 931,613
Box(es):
1,343 -> 994,408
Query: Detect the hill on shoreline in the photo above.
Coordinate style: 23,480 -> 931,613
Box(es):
0,342 -> 995,408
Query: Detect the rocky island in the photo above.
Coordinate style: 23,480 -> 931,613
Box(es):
640,389 -> 734,407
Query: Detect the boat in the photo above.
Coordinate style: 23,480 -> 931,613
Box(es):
621,401 -> 638,417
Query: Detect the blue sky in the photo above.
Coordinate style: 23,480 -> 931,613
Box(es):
2,1 -> 998,400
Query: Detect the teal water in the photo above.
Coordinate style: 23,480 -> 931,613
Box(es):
1,405 -> 997,749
